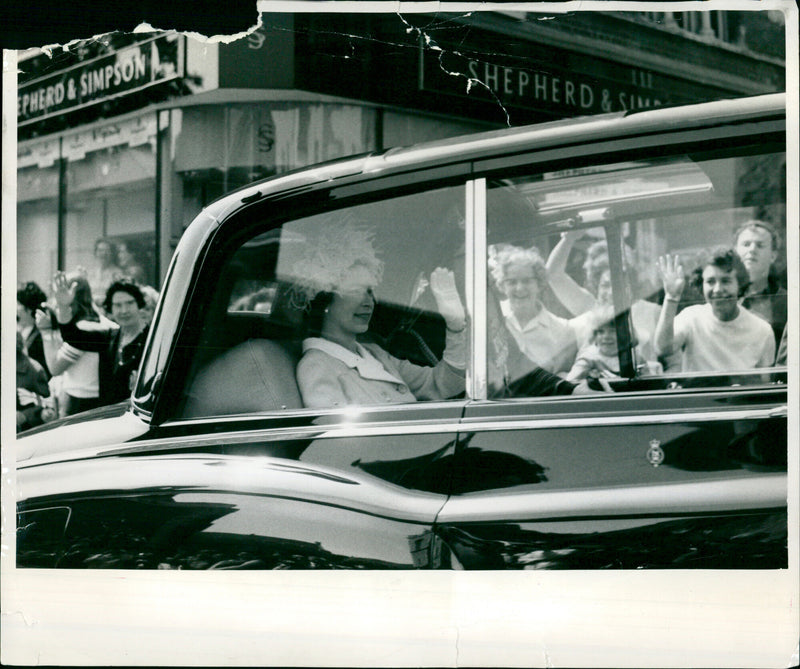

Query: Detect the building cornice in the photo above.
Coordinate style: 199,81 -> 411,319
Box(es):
458,12 -> 784,96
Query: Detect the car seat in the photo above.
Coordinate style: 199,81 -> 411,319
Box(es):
182,338 -> 303,417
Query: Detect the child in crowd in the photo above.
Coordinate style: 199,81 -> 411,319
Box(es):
567,307 -> 663,382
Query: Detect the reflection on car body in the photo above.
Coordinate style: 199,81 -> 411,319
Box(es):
17,93 -> 789,570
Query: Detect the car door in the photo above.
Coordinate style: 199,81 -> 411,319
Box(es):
435,121 -> 788,569
438,391 -> 786,569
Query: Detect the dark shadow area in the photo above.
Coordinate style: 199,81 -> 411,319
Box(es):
2,0 -> 258,49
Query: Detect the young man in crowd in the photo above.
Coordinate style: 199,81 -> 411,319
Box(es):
734,220 -> 787,348
654,249 -> 775,372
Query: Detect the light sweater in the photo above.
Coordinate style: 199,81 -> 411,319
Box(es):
671,304 -> 775,372
41,315 -> 116,399
53,339 -> 100,398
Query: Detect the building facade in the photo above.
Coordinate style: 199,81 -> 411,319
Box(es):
16,10 -> 786,292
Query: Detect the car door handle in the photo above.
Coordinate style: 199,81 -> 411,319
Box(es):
769,405 -> 788,418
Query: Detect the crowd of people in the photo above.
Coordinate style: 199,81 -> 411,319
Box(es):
16,238 -> 159,432
508,219 -> 786,384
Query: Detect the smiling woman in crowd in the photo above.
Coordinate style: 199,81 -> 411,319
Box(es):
654,248 -> 775,372
48,274 -> 150,406
489,244 -> 577,376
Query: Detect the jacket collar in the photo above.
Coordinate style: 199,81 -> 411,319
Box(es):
303,337 -> 404,385
501,300 -> 548,332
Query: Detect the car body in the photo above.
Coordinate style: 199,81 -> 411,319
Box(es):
17,93 -> 788,569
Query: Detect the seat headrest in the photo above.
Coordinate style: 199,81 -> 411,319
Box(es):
182,339 -> 303,417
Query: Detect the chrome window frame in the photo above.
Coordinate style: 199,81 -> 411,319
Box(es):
465,178 -> 488,401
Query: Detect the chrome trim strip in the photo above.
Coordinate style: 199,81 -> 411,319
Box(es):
19,422 -> 463,468
166,399 -> 461,427
457,405 -> 788,431
437,475 -> 788,523
20,405 -> 786,468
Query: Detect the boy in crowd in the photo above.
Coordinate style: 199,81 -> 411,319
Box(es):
734,220 -> 787,347
654,248 -> 775,372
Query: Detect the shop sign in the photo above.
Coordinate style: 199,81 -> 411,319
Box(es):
19,115 -> 158,167
62,116 -> 157,160
17,139 -> 60,169
17,34 -> 184,126
420,48 -> 682,118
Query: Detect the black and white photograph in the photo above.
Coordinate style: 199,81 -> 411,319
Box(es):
2,1 -> 798,665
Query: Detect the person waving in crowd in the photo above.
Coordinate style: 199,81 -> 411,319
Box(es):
49,273 -> 149,407
36,273 -> 107,416
16,331 -> 53,431
17,281 -> 51,377
546,230 -> 661,363
653,249 -> 775,372
488,244 -> 577,376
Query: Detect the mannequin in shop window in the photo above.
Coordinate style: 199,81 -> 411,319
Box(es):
87,238 -> 124,307
117,240 -> 148,286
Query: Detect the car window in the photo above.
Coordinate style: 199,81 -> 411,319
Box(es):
485,146 -> 786,397
180,183 -> 468,417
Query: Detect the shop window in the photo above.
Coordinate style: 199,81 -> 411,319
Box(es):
169,103 -> 378,240
64,139 -> 157,298
17,163 -> 60,292
16,117 -> 158,298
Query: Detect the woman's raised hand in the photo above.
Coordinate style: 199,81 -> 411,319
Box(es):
430,267 -> 466,332
657,254 -> 685,301
51,271 -> 77,309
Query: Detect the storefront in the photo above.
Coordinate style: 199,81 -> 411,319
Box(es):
16,34 -> 180,292
16,11 -> 785,293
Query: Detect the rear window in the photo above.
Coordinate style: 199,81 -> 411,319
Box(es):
486,144 -> 786,393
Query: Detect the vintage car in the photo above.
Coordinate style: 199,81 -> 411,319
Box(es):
16,93 -> 788,570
